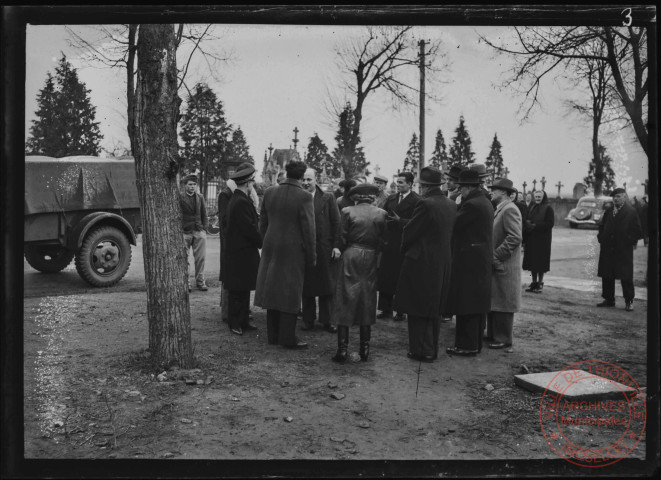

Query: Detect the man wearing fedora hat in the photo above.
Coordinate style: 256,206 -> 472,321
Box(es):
255,160 -> 316,350
225,164 -> 261,335
444,164 -> 465,203
485,178 -> 523,349
395,167 -> 456,362
446,169 -> 494,356
596,187 -> 642,311
180,173 -> 209,292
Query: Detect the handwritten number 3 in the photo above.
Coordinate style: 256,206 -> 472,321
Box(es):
622,8 -> 632,27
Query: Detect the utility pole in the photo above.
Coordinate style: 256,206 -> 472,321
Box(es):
418,39 -> 426,175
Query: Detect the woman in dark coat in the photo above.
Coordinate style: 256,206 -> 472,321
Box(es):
331,184 -> 387,363
522,190 -> 555,293
225,166 -> 262,335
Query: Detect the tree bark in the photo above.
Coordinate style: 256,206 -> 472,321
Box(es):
129,24 -> 194,368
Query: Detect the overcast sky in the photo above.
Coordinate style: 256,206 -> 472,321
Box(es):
25,23 -> 648,198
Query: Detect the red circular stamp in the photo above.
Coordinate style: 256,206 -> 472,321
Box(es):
539,360 -> 646,467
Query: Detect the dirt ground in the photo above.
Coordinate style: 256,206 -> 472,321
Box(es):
21,229 -> 652,474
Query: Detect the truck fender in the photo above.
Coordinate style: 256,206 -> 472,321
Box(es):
67,212 -> 137,250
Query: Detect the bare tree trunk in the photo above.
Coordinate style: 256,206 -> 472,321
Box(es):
129,24 -> 194,368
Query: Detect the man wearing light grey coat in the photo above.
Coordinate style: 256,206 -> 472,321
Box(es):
485,178 -> 522,349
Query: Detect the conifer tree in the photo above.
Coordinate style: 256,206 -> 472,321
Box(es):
584,143 -> 616,194
26,54 -> 103,156
402,133 -> 420,173
429,128 -> 449,169
333,103 -> 369,179
306,133 -> 340,179
179,83 -> 231,195
227,127 -> 254,165
449,115 -> 475,167
485,133 -> 504,181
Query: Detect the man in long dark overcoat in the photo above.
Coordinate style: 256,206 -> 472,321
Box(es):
395,167 -> 456,362
301,168 -> 341,333
254,161 -> 316,349
377,171 -> 420,321
224,165 -> 262,335
446,169 -> 494,356
597,188 -> 642,311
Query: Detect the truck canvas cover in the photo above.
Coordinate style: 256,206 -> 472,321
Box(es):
25,156 -> 140,215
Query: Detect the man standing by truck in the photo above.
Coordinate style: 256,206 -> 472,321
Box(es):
181,173 -> 209,292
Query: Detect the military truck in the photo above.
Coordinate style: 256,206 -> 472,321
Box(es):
24,156 -> 141,287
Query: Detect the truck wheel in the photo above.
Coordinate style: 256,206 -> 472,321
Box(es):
75,226 -> 132,287
24,245 -> 75,273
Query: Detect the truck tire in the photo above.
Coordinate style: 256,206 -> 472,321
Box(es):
75,225 -> 132,287
24,245 -> 75,273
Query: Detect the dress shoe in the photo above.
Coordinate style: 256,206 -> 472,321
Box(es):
322,324 -> 338,333
597,300 -> 615,307
243,322 -> 258,331
625,301 -> 634,312
197,283 -> 208,291
300,323 -> 315,331
407,352 -> 421,360
376,311 -> 393,319
285,338 -> 308,350
393,313 -> 405,322
230,327 -> 243,336
532,282 -> 544,293
407,352 -> 435,362
488,342 -> 511,350
446,346 -> 477,357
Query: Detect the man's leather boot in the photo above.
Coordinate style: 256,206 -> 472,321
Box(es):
359,325 -> 371,361
332,326 -> 349,363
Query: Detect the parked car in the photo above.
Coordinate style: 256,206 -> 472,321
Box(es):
25,155 -> 141,287
566,195 -> 613,229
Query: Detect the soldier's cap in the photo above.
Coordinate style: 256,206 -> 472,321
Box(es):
182,173 -> 198,184
230,164 -> 256,185
348,183 -> 380,197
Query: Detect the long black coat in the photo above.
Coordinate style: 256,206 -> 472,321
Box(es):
522,199 -> 554,273
447,188 -> 494,315
598,202 -> 642,280
224,189 -> 262,292
377,190 -> 420,294
394,188 -> 456,318
254,179 -> 316,314
217,186 -> 232,283
303,186 -> 341,297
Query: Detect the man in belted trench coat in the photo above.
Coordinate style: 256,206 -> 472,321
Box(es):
395,167 -> 456,362
446,169 -> 494,356
597,188 -> 642,312
254,161 -> 316,349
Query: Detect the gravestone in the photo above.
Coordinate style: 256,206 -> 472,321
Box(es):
573,183 -> 587,199
514,370 -> 637,400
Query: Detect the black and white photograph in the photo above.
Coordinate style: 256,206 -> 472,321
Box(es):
2,5 -> 658,478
